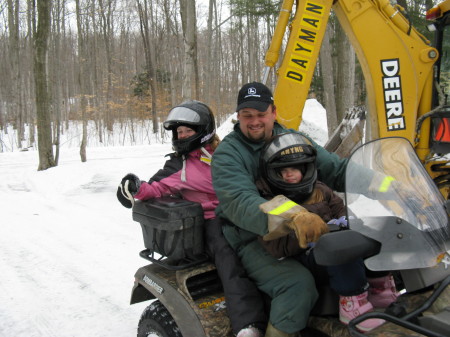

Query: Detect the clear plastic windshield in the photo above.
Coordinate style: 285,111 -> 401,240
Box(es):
345,138 -> 450,271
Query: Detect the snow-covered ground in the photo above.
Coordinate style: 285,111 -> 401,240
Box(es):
0,100 -> 327,337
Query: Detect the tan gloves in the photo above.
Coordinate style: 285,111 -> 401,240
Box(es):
259,195 -> 305,240
259,195 -> 329,249
288,210 -> 329,248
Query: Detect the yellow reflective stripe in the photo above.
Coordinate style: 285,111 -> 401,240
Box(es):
379,176 -> 395,192
268,200 -> 299,215
200,156 -> 211,165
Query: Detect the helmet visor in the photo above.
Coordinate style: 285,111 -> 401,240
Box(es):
163,107 -> 201,130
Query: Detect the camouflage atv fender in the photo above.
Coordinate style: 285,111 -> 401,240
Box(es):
131,261 -> 233,337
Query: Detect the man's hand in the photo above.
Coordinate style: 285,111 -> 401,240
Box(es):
259,195 -> 307,241
288,211 -> 329,248
117,173 -> 141,208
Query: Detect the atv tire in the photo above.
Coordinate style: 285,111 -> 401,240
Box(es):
137,300 -> 182,337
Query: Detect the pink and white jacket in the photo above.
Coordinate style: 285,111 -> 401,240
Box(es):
134,145 -> 218,219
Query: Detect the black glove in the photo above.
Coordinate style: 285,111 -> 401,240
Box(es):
117,173 -> 141,208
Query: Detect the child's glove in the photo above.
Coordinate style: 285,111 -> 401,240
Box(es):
288,210 -> 329,249
117,173 -> 141,208
327,216 -> 348,228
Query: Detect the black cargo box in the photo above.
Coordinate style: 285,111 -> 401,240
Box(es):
132,197 -> 205,261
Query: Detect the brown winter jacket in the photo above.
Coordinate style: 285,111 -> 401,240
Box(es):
257,180 -> 345,258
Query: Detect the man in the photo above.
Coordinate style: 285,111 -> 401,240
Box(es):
211,82 -> 348,337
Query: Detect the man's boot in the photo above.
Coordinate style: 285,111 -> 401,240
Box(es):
264,322 -> 297,337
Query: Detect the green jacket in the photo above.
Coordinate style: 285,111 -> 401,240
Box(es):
211,122 -> 347,242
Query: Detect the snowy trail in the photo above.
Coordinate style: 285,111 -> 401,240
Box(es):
0,99 -> 328,337
0,145 -> 171,337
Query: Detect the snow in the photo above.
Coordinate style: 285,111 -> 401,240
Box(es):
299,99 -> 328,146
0,100 -> 327,337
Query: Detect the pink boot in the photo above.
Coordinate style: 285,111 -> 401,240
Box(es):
339,291 -> 385,332
368,274 -> 399,308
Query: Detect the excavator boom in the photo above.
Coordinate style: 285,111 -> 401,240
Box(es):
266,0 -> 450,197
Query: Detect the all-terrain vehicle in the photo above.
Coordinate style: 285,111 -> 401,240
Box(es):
127,0 -> 450,334
129,137 -> 450,337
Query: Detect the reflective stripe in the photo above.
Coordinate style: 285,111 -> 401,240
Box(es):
200,156 -> 211,165
379,176 -> 395,192
268,200 -> 299,215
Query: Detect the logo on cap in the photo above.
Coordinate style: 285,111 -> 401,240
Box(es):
244,87 -> 261,99
236,82 -> 274,112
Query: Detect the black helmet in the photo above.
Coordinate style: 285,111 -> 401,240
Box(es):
261,133 -> 317,201
163,100 -> 216,155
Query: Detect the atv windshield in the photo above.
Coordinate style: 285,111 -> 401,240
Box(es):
345,137 -> 450,271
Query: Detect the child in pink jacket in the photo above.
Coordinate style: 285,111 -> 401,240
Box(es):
117,101 -> 266,337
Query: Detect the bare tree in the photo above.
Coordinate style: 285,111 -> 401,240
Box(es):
319,25 -> 338,136
162,0 -> 180,106
50,0 -> 65,165
6,0 -> 440,155
335,23 -> 355,120
34,0 -> 55,170
75,0 -> 88,162
27,0 -> 37,147
179,0 -> 198,100
204,0 -> 215,104
98,0 -> 115,131
137,0 -> 158,133
7,0 -> 23,148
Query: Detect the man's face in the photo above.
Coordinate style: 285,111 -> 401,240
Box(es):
237,105 -> 276,142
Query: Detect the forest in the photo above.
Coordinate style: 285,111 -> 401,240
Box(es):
0,0 -> 439,169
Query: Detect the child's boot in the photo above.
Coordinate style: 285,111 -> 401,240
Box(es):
339,291 -> 385,332
368,274 -> 399,308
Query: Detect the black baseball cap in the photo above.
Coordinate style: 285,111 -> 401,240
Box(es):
236,82 -> 274,112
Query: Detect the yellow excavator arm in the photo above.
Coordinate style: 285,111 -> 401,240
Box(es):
265,0 -> 450,197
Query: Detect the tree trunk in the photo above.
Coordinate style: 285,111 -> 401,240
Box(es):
7,0 -> 23,149
137,0 -> 158,133
319,25 -> 338,136
89,1 -> 103,144
179,0 -> 198,100
27,0 -> 37,148
75,0 -> 88,162
52,0 -> 63,165
34,0 -> 55,170
205,0 -> 214,103
162,0 -> 178,106
335,23 -> 355,120
98,0 -> 114,131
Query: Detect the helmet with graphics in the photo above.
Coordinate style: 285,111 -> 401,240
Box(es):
261,132 -> 317,201
163,100 -> 216,155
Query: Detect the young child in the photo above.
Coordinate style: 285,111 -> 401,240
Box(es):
257,132 -> 399,332
116,100 -> 266,337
